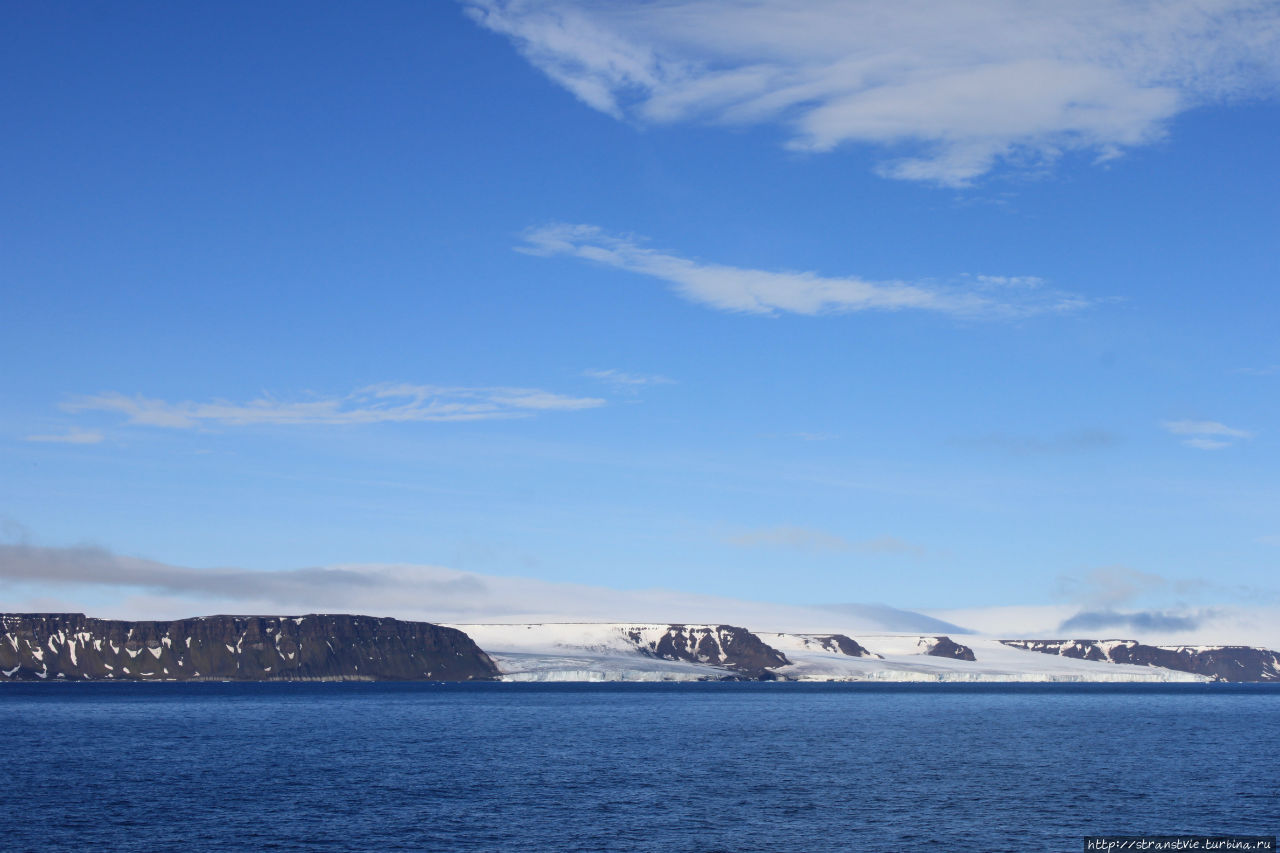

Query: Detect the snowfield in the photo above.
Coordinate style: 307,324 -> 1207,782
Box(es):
451,623 -> 1208,683
782,636 -> 1204,683
452,624 -> 734,682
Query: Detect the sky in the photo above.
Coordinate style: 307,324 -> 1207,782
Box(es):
2,1 -> 1278,636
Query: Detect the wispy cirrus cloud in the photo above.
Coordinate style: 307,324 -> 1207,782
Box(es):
23,428 -> 104,445
62,383 -> 605,430
1161,419 -> 1254,450
521,223 -> 1091,319
465,0 -> 1280,185
1232,365 -> 1280,376
583,368 -> 675,389
788,432 -> 836,442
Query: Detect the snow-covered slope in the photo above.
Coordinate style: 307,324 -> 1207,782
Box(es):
453,623 -> 787,682
452,623 -> 1210,683
1003,639 -> 1280,682
767,634 -> 1203,683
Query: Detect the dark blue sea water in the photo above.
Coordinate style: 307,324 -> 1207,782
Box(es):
3,682 -> 1277,852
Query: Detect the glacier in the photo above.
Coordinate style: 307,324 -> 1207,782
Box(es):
452,623 -> 1210,683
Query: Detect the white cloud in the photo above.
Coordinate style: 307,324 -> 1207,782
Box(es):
63,383 -> 605,429
1162,420 -> 1253,438
23,428 -> 104,445
1161,419 -> 1254,449
464,0 -> 1280,185
583,368 -> 675,388
1232,365 -> 1280,376
521,223 -> 1090,319
789,432 -> 835,442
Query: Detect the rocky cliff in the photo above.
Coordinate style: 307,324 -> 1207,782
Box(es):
784,633 -> 877,658
1001,639 -> 1280,682
630,624 -> 791,679
926,636 -> 977,661
0,613 -> 500,682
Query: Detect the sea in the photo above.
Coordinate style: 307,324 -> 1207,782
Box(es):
3,682 -> 1277,852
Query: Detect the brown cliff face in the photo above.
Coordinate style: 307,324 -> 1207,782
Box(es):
0,613 -> 500,682
1001,639 -> 1280,682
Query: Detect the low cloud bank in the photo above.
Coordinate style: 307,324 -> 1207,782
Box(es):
0,543 -> 944,634
927,603 -> 1280,649
1058,609 -> 1207,634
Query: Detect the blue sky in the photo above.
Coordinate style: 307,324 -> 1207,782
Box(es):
2,1 -> 1278,623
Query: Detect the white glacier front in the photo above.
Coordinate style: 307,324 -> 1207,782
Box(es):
451,624 -> 1208,683
769,635 -> 1205,683
454,623 -> 732,682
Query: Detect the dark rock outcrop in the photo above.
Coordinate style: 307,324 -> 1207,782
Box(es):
634,625 -> 790,679
926,636 -> 977,661
1001,639 -> 1280,682
806,634 -> 876,658
0,613 -> 499,682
